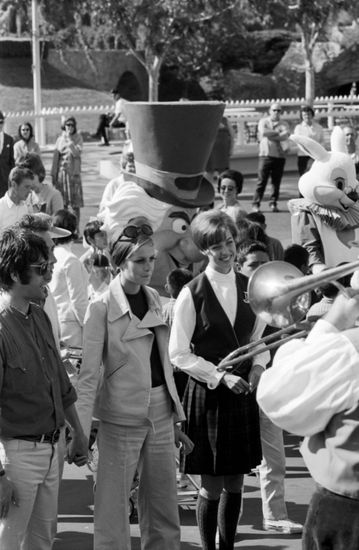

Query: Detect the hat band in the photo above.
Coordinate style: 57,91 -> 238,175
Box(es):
135,161 -> 204,199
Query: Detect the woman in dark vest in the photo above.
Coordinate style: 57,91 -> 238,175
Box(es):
169,210 -> 268,550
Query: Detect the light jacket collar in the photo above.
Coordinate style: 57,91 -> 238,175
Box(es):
107,276 -> 163,325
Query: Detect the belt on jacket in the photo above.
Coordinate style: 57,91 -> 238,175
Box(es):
16,428 -> 61,445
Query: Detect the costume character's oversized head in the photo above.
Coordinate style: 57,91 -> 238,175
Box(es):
289,126 -> 359,273
100,101 -> 225,295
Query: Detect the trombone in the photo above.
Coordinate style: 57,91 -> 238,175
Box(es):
217,259 -> 359,372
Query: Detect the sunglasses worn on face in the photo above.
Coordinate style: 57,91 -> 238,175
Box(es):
122,224 -> 153,239
272,109 -> 281,112
65,123 -> 75,127
30,262 -> 49,276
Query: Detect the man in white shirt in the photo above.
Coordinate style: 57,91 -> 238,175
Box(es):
252,102 -> 290,213
0,165 -> 33,233
257,290 -> 359,548
91,89 -> 128,146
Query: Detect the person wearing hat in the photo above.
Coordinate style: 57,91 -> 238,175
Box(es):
91,89 -> 128,146
0,111 -> 15,198
51,116 -> 83,236
294,105 -> 325,176
101,101 -> 225,295
75,219 -> 190,549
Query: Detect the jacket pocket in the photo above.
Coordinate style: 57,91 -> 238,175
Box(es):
105,360 -> 127,380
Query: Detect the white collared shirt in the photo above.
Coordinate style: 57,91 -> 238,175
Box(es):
169,266 -> 268,389
257,319 -> 359,436
0,191 -> 30,233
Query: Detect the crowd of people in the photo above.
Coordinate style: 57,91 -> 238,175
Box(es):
0,100 -> 358,550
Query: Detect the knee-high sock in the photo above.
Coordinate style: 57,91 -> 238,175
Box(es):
196,494 -> 219,550
218,491 -> 242,550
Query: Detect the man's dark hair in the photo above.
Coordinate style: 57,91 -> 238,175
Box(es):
237,240 -> 269,266
0,228 -> 49,290
218,169 -> 244,194
166,268 -> 192,298
284,244 -> 309,270
84,220 -> 103,245
53,209 -> 77,243
246,211 -> 266,225
16,153 -> 46,183
8,166 -> 34,187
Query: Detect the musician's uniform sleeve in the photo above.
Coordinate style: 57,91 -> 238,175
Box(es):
257,319 -> 359,436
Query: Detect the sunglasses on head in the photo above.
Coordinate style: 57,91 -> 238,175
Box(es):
30,262 -> 49,276
121,224 -> 153,240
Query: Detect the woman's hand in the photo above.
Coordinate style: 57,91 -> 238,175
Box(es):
221,373 -> 250,395
174,425 -> 194,455
248,364 -> 264,392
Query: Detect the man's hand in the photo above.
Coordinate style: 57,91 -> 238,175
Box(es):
248,364 -> 264,393
324,289 -> 359,331
0,476 -> 19,519
67,430 -> 88,467
221,373 -> 250,395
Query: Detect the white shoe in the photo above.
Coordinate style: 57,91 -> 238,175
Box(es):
263,518 -> 303,534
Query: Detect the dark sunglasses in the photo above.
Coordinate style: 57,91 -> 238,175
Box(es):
121,224 -> 153,239
30,262 -> 49,276
65,123 -> 75,127
272,109 -> 282,112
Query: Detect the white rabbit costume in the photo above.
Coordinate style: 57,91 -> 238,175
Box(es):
288,126 -> 359,277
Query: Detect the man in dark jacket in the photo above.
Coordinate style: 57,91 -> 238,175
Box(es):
0,111 -> 15,197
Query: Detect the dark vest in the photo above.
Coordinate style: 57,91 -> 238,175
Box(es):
189,271 -> 256,375
302,405 -> 359,500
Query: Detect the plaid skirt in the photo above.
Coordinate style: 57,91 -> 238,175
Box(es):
56,170 -> 84,209
180,377 -> 262,475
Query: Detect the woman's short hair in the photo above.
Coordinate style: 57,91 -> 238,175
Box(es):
300,105 -> 315,118
0,228 -> 49,290
53,209 -> 77,242
191,210 -> 238,251
218,169 -> 244,194
18,122 -> 34,140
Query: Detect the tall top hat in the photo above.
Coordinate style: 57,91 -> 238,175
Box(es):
123,101 -> 225,208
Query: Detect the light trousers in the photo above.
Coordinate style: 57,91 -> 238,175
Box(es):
0,439 -> 59,550
94,385 -> 180,550
258,408 -> 288,521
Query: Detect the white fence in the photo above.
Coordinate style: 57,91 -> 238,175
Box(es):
4,95 -> 359,149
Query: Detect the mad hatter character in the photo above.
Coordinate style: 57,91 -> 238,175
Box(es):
288,126 -> 359,275
100,101 -> 225,295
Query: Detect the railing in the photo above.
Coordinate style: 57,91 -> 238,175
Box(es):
3,95 -> 359,149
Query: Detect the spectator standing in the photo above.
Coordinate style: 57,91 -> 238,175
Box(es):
75,223 -> 186,549
0,110 -> 15,197
245,211 -> 284,260
49,210 -> 89,349
80,219 -> 110,273
169,210 -> 268,550
91,89 -> 128,146
18,153 -> 64,216
343,125 -> 359,177
252,102 -> 290,213
13,122 -> 41,164
0,228 -> 87,550
206,116 -> 234,185
294,105 -> 325,176
51,116 -> 84,235
87,252 -> 112,302
0,166 -> 33,233
217,169 -> 246,221
237,240 -> 303,534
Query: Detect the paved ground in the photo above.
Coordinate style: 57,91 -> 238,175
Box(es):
43,142 -> 313,549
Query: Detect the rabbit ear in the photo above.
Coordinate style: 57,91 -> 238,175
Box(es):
290,134 -> 330,161
330,125 -> 347,153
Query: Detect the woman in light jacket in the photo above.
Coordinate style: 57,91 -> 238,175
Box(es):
51,116 -> 83,234
14,122 -> 41,163
76,219 -> 188,550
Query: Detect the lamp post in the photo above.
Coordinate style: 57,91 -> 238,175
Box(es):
31,0 -> 45,146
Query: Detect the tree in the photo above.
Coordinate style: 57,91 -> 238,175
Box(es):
247,0 -> 359,103
40,0 -> 241,101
